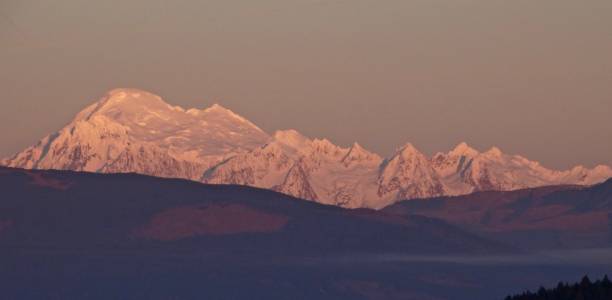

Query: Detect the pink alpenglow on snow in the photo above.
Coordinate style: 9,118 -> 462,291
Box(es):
3,89 -> 612,209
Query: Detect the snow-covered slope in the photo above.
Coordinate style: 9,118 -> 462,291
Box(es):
3,88 -> 612,209
377,144 -> 446,201
203,130 -> 384,207
204,134 -> 612,208
3,88 -> 270,180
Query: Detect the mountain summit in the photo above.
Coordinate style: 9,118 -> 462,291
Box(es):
3,89 -> 612,208
449,142 -> 479,157
3,88 -> 270,180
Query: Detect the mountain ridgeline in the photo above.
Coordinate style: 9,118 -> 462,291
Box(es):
0,166 -> 517,299
384,178 -> 612,249
5,166 -> 603,300
3,88 -> 611,208
0,166 -> 508,255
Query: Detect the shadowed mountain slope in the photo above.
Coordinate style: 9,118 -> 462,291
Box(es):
3,167 -> 612,300
383,179 -> 612,250
0,167 -> 509,255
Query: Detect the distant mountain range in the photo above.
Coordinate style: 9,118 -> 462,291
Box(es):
384,178 -> 612,250
1,166 -> 610,299
0,166 -> 508,255
0,166 -> 539,300
3,88 -> 611,208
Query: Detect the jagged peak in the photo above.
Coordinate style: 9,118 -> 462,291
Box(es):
399,143 -> 419,153
349,142 -> 379,158
395,143 -> 425,159
347,142 -> 365,156
350,142 -> 366,152
342,142 -> 381,165
310,138 -> 343,154
449,142 -> 479,157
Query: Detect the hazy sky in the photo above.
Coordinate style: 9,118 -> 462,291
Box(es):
1,0 -> 611,169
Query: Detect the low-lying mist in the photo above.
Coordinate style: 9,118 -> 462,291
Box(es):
319,248 -> 612,266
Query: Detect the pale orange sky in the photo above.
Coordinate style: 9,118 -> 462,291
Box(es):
1,0 -> 611,169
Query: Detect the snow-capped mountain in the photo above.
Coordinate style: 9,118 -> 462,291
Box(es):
3,88 -> 612,209
204,133 -> 612,208
377,143 -> 446,201
203,129 -> 384,207
3,88 -> 270,181
431,143 -> 612,196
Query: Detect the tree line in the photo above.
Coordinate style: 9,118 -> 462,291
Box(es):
505,275 -> 612,300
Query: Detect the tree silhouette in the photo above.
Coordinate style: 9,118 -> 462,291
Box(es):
505,275 -> 612,300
